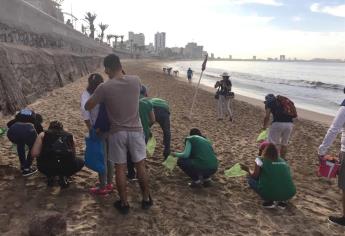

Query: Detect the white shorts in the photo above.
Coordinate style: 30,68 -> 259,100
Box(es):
268,122 -> 293,146
108,131 -> 146,164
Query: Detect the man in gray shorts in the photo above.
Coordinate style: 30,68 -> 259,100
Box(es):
85,54 -> 152,214
318,88 -> 345,226
263,94 -> 294,159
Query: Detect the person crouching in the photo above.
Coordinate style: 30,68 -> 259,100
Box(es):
31,121 -> 84,188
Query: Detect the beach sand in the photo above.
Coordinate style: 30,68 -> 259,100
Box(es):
0,59 -> 344,235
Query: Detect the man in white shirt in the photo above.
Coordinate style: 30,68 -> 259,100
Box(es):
318,87 -> 345,226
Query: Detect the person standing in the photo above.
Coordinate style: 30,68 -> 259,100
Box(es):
81,73 -> 114,195
85,54 -> 152,214
262,94 -> 296,159
187,68 -> 193,82
215,72 -> 233,121
318,87 -> 345,226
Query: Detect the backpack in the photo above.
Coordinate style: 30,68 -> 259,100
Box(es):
42,130 -> 75,160
276,95 -> 297,118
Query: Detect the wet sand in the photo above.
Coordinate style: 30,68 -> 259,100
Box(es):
0,59 -> 343,235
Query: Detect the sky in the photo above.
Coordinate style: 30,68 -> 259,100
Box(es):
61,0 -> 345,59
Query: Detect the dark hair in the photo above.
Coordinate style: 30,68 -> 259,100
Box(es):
35,113 -> 43,124
343,87 -> 345,94
140,85 -> 148,97
189,128 -> 206,138
87,73 -> 104,94
103,54 -> 122,71
48,121 -> 63,131
263,143 -> 278,160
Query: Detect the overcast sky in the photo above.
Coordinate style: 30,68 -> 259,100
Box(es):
61,0 -> 345,59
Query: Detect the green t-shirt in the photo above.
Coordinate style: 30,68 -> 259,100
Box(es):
185,135 -> 218,170
258,157 -> 296,201
139,98 -> 153,139
149,98 -> 169,112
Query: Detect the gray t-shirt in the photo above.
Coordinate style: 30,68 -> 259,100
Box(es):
91,75 -> 143,133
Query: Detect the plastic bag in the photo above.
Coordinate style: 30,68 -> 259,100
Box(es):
84,129 -> 105,174
224,163 -> 247,178
256,129 -> 268,143
162,155 -> 178,171
146,136 -> 156,157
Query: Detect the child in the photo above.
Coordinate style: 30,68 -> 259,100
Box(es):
241,143 -> 296,209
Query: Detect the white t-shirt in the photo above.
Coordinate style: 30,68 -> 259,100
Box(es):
319,106 -> 345,155
80,90 -> 100,125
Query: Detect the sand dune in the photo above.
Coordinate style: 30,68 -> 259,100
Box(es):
0,60 -> 344,235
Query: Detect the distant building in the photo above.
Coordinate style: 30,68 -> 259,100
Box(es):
25,0 -> 64,22
128,31 -> 145,47
211,53 -> 215,59
171,47 -> 184,55
154,32 -> 166,52
229,55 -> 232,60
280,55 -> 286,61
183,42 -> 203,59
146,43 -> 155,53
253,56 -> 256,60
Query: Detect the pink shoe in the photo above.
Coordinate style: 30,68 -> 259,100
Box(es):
90,186 -> 110,195
105,183 -> 114,192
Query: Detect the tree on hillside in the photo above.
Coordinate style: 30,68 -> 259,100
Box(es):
98,23 -> 109,43
84,12 -> 97,39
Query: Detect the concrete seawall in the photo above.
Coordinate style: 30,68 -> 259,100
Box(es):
0,0 -> 114,115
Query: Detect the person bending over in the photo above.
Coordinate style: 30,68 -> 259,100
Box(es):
172,128 -> 218,188
6,108 -> 43,176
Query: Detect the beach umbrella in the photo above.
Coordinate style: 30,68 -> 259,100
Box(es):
186,54 -> 208,120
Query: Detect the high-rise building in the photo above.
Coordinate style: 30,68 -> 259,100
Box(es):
229,55 -> 232,60
128,31 -> 145,47
253,56 -> 256,60
154,32 -> 166,52
280,55 -> 286,61
183,42 -> 203,59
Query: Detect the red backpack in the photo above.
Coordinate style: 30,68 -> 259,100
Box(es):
276,95 -> 297,118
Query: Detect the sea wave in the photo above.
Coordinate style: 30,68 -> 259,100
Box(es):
199,71 -> 344,91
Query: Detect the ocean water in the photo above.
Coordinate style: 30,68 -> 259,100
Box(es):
167,60 -> 345,116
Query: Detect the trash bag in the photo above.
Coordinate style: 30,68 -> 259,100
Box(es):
256,129 -> 268,143
224,163 -> 247,178
84,129 -> 105,174
146,136 -> 156,157
162,155 -> 178,171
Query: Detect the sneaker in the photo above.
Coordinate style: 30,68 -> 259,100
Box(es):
203,178 -> 213,188
276,201 -> 287,210
113,200 -> 130,215
22,167 -> 38,177
58,176 -> 70,189
90,186 -> 110,195
188,180 -> 203,188
142,195 -> 153,210
262,201 -> 276,209
105,183 -> 114,192
328,216 -> 345,227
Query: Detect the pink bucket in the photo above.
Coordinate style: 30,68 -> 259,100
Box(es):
318,155 -> 340,178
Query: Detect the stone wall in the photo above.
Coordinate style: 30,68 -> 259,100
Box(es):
0,43 -> 103,115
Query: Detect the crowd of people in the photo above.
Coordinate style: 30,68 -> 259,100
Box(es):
4,54 -> 345,225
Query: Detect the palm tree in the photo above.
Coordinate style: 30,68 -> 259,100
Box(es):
84,12 -> 97,39
98,23 -> 109,43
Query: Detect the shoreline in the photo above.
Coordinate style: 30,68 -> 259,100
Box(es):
148,61 -> 334,125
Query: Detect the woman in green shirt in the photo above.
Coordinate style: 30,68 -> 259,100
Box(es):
241,143 -> 296,209
172,128 -> 218,188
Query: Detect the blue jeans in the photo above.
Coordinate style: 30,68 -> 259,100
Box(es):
177,158 -> 217,181
154,107 -> 171,159
248,176 -> 266,199
7,123 -> 37,170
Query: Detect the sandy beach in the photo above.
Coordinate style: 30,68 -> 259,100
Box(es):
0,59 -> 344,235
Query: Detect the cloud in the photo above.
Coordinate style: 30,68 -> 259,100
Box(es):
292,16 -> 302,22
310,3 -> 345,18
232,0 -> 283,6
